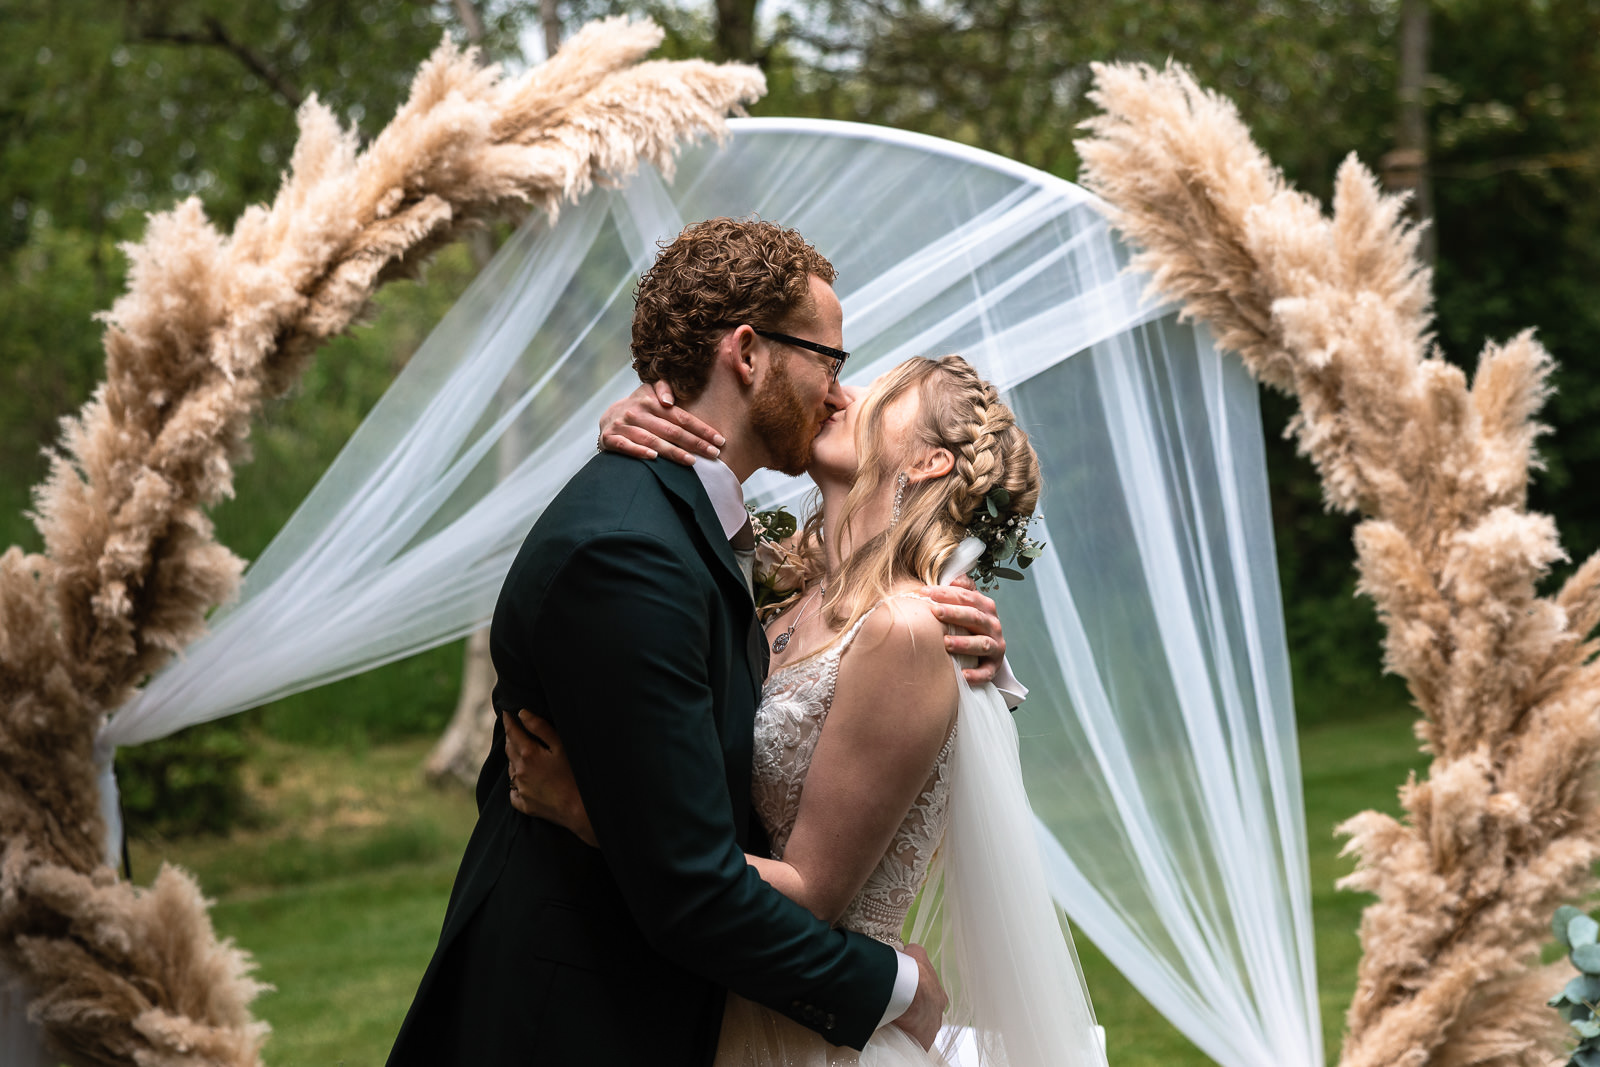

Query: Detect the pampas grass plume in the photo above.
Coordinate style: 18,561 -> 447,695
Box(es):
0,21 -> 763,1064
1079,59 -> 1600,1067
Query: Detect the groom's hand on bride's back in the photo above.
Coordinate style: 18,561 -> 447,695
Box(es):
894,944 -> 949,1050
503,710 -> 597,847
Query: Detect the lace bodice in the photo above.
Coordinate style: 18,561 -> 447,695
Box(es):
751,602 -> 956,948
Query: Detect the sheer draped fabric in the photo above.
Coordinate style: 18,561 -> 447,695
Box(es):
87,119 -> 1320,1067
907,539 -> 1109,1067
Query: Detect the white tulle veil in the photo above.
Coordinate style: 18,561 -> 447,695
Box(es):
58,119 -> 1323,1067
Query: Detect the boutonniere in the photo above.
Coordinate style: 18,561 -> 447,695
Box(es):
746,504 -> 806,613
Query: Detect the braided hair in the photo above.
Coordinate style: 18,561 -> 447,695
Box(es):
789,355 -> 1041,648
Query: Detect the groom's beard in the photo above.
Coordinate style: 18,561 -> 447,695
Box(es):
750,355 -> 817,477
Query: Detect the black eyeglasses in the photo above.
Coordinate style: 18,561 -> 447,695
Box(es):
751,328 -> 850,382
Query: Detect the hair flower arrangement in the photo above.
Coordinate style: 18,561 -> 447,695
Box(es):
966,488 -> 1044,591
746,504 -> 806,615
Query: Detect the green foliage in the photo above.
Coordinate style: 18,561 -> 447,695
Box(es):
117,721 -> 254,837
965,487 -> 1045,591
751,0 -> 1399,197
1428,0 -> 1600,571
0,0 -> 479,548
244,641 -> 463,747
1550,905 -> 1600,1063
0,223 -> 119,552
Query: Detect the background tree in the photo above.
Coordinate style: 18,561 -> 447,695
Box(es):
1,0 -> 508,829
425,0 -> 537,788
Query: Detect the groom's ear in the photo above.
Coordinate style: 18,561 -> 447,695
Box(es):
719,324 -> 760,388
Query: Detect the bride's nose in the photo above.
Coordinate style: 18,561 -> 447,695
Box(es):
824,377 -> 856,413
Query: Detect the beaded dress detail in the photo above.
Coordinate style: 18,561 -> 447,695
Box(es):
752,603 -> 956,949
713,600 -> 960,1066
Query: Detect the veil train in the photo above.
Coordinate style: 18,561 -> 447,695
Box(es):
89,119 -> 1321,1067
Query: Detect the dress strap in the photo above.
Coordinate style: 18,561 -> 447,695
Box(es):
835,591 -> 945,657
831,599 -> 887,658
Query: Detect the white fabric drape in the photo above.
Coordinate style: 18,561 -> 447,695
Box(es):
84,118 -> 1320,1067
914,538 -> 1108,1067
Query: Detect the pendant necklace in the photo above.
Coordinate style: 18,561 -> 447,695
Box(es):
772,584 -> 826,654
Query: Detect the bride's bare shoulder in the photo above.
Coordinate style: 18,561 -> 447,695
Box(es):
837,593 -> 957,713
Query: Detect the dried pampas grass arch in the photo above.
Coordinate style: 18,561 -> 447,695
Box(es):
0,18 -> 765,1065
1078,61 -> 1600,1067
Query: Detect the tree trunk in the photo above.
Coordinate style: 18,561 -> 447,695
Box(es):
1383,0 -> 1434,265
425,627 -> 499,786
541,0 -> 561,62
425,0 -> 554,788
715,0 -> 761,63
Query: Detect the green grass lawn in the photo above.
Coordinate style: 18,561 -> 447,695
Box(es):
130,712 -> 1428,1066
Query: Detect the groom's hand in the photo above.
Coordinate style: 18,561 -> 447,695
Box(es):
919,579 -> 1006,685
504,710 -> 598,847
892,944 -> 948,1050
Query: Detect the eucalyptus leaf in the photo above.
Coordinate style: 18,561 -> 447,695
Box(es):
767,512 -> 797,540
989,488 -> 1009,507
986,497 -> 999,518
1574,1044 -> 1600,1067
1576,1018 -> 1600,1040
1568,975 -> 1600,1007
1018,554 -> 1036,570
1575,914 -> 1600,949
994,567 -> 1025,582
1558,906 -> 1588,948
1574,941 -> 1600,975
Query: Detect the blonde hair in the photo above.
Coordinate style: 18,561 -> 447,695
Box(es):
792,355 -> 1041,647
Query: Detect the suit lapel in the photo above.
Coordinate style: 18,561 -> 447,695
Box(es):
646,459 -> 751,600
645,460 -> 767,699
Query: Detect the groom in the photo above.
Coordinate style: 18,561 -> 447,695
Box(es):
387,218 -> 946,1066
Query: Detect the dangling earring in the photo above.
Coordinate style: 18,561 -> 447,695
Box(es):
890,471 -> 909,528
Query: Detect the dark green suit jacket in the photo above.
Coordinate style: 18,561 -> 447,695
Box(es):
387,453 -> 898,1066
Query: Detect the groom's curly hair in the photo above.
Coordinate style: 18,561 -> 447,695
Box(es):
632,217 -> 836,401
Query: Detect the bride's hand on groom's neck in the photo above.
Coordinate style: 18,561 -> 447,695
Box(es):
918,580 -> 1006,685
598,380 -> 724,467
504,710 -> 597,847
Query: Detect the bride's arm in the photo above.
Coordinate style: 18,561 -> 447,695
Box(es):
598,380 -> 724,465
747,599 -> 958,923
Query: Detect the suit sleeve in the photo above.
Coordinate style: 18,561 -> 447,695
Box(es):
524,531 -> 898,1049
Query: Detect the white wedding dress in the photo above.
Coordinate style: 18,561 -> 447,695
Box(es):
717,567 -> 1107,1067
716,601 -> 959,1067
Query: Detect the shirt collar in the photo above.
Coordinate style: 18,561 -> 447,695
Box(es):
691,458 -> 749,540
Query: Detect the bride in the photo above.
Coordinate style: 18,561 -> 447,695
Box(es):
510,354 -> 1105,1066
